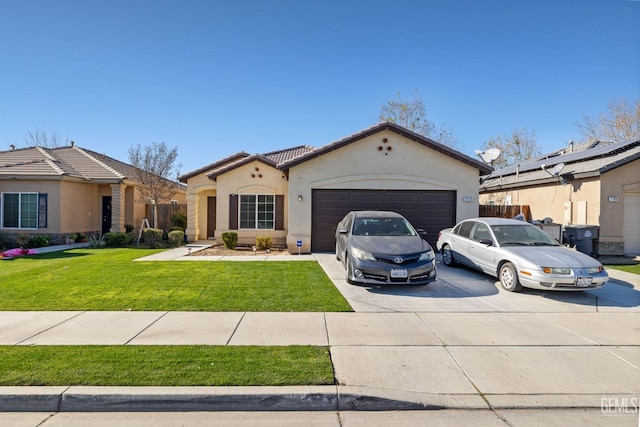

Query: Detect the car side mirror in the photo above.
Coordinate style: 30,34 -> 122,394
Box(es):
479,238 -> 493,246
416,229 -> 427,239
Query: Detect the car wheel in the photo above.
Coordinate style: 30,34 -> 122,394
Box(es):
499,262 -> 523,292
345,255 -> 356,284
441,245 -> 456,267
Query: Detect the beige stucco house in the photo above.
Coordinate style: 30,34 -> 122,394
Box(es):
0,143 -> 186,245
178,122 -> 491,253
479,138 -> 640,256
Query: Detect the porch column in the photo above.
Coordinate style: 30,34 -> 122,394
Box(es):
110,183 -> 126,233
185,193 -> 200,242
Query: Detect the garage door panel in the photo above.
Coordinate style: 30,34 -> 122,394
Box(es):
311,189 -> 456,252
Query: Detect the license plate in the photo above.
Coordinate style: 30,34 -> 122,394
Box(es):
391,269 -> 408,278
575,276 -> 593,287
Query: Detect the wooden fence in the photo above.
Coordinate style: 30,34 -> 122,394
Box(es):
479,205 -> 532,222
146,203 -> 187,230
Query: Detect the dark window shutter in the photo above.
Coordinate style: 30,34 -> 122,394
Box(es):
38,193 -> 48,228
275,195 -> 284,230
229,194 -> 238,230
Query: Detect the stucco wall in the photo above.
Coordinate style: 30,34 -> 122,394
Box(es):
286,130 -> 481,253
599,159 -> 640,255
1,179 -> 63,233
184,172 -> 217,241
216,160 -> 289,247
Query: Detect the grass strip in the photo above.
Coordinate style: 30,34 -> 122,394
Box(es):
605,264 -> 640,275
0,345 -> 335,386
0,248 -> 352,312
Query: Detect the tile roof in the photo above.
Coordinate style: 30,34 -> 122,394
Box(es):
480,137 -> 640,191
0,145 -> 184,190
178,146 -> 315,182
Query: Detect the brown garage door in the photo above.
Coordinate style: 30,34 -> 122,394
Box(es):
311,189 -> 456,252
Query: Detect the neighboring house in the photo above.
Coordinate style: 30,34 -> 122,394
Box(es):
178,122 -> 491,253
479,138 -> 640,256
0,143 -> 186,245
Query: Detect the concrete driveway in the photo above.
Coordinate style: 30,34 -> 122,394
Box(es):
314,253 -> 640,313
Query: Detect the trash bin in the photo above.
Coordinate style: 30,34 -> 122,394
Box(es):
563,225 -> 599,257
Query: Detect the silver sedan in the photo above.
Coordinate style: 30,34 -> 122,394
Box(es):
335,211 -> 437,285
436,217 -> 608,292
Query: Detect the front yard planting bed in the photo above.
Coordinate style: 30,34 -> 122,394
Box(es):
0,248 -> 352,312
0,345 -> 334,386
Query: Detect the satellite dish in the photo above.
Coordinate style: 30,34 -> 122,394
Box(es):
475,148 -> 501,165
548,163 -> 565,177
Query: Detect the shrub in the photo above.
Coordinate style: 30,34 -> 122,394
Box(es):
15,233 -> 30,249
84,233 -> 105,248
125,224 -> 134,233
171,210 -> 187,230
222,232 -> 238,250
104,232 -> 134,247
256,236 -> 272,250
168,230 -> 184,248
143,228 -> 163,248
28,235 -> 51,248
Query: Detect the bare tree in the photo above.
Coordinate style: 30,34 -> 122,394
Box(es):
25,126 -> 69,148
128,142 -> 181,228
379,91 -> 457,147
481,128 -> 541,169
577,96 -> 640,141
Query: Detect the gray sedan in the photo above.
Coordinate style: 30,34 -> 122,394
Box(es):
436,217 -> 608,292
335,211 -> 437,285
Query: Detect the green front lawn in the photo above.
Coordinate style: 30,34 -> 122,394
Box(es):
0,345 -> 334,386
605,263 -> 640,275
0,248 -> 352,312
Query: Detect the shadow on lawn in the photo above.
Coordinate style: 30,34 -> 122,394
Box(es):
25,251 -> 92,260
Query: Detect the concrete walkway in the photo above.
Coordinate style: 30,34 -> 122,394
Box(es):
1,243 -> 639,423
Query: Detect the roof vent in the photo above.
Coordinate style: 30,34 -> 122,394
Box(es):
10,144 -> 15,150
70,141 -> 75,147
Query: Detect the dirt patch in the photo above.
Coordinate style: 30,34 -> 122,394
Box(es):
190,245 -> 291,257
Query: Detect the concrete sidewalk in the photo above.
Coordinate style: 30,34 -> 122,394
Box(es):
1,310 -> 638,412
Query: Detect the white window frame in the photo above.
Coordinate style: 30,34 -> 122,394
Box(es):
239,194 -> 275,230
1,192 -> 39,229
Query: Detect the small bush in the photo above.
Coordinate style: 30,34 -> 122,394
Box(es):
104,232 -> 134,247
84,233 -> 105,248
222,232 -> 238,250
143,228 -> 163,248
256,236 -> 272,250
28,235 -> 51,248
172,210 -> 187,230
125,224 -> 134,233
168,230 -> 185,248
15,233 -> 30,249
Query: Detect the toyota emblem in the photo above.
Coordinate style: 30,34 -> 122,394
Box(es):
394,257 -> 404,264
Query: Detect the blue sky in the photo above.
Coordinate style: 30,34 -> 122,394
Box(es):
1,0 -> 638,175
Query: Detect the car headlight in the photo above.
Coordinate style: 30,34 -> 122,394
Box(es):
542,267 -> 571,274
418,250 -> 435,262
351,247 -> 376,261
586,266 -> 603,274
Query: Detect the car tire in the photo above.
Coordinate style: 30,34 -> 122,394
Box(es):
345,255 -> 356,284
499,262 -> 523,292
441,245 -> 456,267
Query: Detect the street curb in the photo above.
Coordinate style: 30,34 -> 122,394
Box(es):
0,386 -> 489,412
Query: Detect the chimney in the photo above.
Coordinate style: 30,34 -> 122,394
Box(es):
70,141 -> 75,147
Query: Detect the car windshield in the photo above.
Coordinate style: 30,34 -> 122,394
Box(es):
490,224 -> 560,247
352,218 -> 417,236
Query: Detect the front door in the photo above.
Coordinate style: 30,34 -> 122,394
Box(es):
102,196 -> 112,235
207,196 -> 216,239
